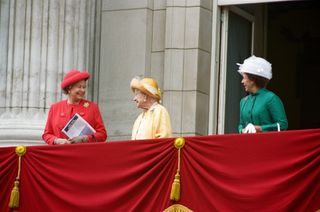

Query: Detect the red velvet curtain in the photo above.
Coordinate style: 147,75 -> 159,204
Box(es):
0,129 -> 319,212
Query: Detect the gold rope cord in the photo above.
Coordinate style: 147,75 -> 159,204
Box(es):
170,137 -> 185,201
165,138 -> 194,211
9,145 -> 26,208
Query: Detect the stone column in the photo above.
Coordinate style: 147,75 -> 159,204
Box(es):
99,0 -> 154,140
97,0 -> 213,140
163,0 -> 212,137
0,0 -> 97,146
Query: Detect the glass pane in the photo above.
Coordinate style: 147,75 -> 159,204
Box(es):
224,11 -> 252,133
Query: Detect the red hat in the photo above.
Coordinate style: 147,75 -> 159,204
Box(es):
61,69 -> 90,89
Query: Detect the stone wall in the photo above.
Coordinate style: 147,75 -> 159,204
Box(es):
99,0 -> 212,140
0,0 -> 97,146
0,0 -> 213,145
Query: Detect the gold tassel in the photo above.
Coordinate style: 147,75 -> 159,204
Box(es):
9,145 -> 26,209
9,179 -> 20,208
170,137 -> 185,202
170,172 -> 180,201
163,204 -> 194,212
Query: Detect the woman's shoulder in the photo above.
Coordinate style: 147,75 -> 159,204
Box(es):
151,104 -> 170,116
240,95 -> 250,103
262,89 -> 280,99
260,89 -> 284,104
152,103 -> 167,111
50,99 -> 99,109
50,100 -> 66,108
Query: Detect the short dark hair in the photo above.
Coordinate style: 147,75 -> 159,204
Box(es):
246,73 -> 269,88
62,86 -> 72,95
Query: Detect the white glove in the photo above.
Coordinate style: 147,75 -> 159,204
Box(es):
54,138 -> 70,144
68,135 -> 88,144
244,123 -> 256,134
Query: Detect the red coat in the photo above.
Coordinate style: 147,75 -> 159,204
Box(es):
42,99 -> 107,144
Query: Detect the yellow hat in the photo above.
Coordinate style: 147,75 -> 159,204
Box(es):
130,77 -> 161,101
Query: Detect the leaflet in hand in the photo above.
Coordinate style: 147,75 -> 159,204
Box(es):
62,113 -> 96,138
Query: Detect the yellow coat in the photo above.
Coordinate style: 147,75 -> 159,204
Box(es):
132,103 -> 172,140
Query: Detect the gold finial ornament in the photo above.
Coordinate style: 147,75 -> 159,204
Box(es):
174,137 -> 185,149
15,146 -> 26,156
164,204 -> 193,212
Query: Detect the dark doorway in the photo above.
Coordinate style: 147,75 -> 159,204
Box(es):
267,0 -> 320,130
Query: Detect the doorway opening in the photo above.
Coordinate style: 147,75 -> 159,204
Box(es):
267,0 -> 320,130
221,0 -> 320,133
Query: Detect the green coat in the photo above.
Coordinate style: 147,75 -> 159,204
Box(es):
239,88 -> 288,133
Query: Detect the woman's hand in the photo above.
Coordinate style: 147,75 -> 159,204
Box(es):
243,123 -> 256,133
54,138 -> 71,145
254,125 -> 262,132
68,135 -> 88,144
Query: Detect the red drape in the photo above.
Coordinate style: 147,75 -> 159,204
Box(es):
0,129 -> 319,212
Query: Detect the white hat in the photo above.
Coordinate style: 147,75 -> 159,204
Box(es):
237,55 -> 272,80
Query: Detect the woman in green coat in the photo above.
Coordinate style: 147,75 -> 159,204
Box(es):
237,55 -> 288,133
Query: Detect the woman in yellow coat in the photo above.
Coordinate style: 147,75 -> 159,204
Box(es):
130,77 -> 172,140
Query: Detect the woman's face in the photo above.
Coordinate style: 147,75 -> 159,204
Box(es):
133,89 -> 147,109
68,80 -> 87,103
241,73 -> 256,93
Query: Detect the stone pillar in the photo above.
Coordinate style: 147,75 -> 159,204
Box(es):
0,0 -> 97,146
163,0 -> 212,137
97,0 -> 212,140
99,0 -> 154,140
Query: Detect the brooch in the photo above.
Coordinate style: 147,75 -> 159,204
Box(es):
83,102 -> 89,108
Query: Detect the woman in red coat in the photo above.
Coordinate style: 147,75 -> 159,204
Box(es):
42,70 -> 107,145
